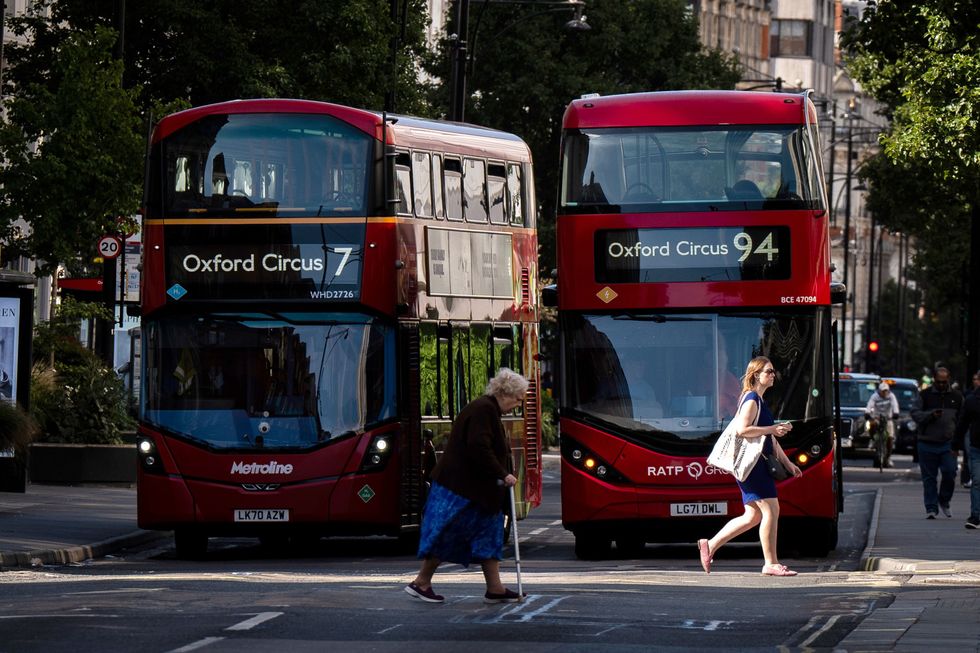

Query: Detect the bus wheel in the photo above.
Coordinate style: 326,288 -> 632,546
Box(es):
574,533 -> 612,560
615,537 -> 645,558
174,529 -> 208,560
796,519 -> 839,557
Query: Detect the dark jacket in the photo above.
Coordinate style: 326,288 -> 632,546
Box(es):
911,384 -> 963,445
431,394 -> 512,513
954,391 -> 980,451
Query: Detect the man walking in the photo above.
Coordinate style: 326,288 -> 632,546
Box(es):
912,367 -> 963,518
955,373 -> 980,528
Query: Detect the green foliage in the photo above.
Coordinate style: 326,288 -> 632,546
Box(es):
0,22 -> 144,274
427,0 -> 741,272
0,400 -> 40,454
843,0 -> 980,379
31,359 -> 134,445
32,296 -> 112,369
46,0 -> 435,116
31,299 -> 134,444
540,386 -> 558,450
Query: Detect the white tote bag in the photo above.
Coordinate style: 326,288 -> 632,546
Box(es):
706,394 -> 765,482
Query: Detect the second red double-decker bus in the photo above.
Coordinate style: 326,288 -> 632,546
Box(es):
137,99 -> 542,557
554,90 -> 841,559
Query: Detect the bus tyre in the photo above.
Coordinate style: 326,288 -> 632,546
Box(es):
574,533 -> 612,560
174,529 -> 208,560
615,537 -> 645,558
796,519 -> 838,557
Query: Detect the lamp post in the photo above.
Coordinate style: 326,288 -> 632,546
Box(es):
841,109 -> 854,368
447,0 -> 589,122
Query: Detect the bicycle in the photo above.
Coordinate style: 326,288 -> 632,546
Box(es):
867,416 -> 889,472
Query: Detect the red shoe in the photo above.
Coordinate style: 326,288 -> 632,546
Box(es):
761,563 -> 797,577
697,539 -> 712,574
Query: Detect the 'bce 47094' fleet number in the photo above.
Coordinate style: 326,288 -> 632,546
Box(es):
780,295 -> 817,304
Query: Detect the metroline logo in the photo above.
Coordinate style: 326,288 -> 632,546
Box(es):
230,461 -> 294,475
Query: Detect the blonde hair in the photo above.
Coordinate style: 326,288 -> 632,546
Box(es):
741,356 -> 772,393
486,367 -> 529,399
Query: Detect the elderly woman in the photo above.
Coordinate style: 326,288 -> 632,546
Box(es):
405,368 -> 529,604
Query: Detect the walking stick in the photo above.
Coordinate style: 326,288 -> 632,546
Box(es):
508,484 -> 524,601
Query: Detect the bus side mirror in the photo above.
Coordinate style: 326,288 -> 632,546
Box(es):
830,282 -> 846,305
126,305 -> 142,317
542,284 -> 558,307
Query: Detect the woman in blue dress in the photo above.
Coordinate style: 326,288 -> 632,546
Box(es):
698,356 -> 802,576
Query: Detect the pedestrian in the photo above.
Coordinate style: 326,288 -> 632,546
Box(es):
959,371 -> 980,489
697,356 -> 802,577
405,367 -> 529,604
911,366 -> 963,519
954,375 -> 980,529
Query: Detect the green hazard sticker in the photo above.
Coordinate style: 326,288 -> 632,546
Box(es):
358,485 -> 376,503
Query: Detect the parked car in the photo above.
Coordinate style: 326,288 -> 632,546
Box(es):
882,376 -> 921,455
837,372 -> 881,453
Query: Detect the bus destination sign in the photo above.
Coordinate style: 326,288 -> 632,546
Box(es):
165,224 -> 363,302
595,226 -> 791,283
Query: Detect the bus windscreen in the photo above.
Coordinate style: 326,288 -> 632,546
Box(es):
560,309 -> 831,443
142,312 -> 396,449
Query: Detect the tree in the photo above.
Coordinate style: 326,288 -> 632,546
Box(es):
41,0 -> 435,116
0,24 -> 143,274
843,1 -> 980,379
427,0 -> 741,272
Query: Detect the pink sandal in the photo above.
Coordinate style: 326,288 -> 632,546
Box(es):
761,563 -> 797,577
697,539 -> 712,574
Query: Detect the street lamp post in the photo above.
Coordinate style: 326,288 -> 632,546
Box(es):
841,112 -> 854,368
447,0 -> 589,122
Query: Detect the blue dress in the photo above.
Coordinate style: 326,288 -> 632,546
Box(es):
735,391 -> 777,503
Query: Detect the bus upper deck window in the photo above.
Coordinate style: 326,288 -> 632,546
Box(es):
413,151 -> 433,218
507,163 -> 524,226
488,163 -> 507,225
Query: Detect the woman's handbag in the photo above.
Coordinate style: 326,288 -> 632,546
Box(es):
707,395 -> 764,482
763,445 -> 791,482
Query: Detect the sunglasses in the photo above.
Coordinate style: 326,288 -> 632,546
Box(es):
761,369 -> 776,376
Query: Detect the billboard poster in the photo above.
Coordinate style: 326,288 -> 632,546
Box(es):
0,296 -> 19,403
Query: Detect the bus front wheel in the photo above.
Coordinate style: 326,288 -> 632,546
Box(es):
795,519 -> 838,557
574,533 -> 612,560
174,529 -> 208,560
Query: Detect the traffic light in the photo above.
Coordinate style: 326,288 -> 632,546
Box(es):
866,340 -> 880,373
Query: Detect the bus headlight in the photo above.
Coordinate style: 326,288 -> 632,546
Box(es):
359,434 -> 394,473
137,437 -> 164,474
560,437 -> 627,483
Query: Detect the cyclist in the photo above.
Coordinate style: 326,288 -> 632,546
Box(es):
866,381 -> 900,467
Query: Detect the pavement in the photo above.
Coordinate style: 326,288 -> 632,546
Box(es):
1,462 -> 979,651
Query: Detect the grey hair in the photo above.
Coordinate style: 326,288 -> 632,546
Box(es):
486,367 -> 529,399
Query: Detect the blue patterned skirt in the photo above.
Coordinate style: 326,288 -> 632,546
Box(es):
417,481 -> 504,566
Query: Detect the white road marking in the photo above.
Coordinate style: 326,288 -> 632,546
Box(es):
167,637 -> 225,653
376,624 -> 402,634
225,611 -> 284,631
64,588 -> 167,595
800,613 -> 842,647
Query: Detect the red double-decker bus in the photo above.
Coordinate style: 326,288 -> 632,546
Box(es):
138,99 -> 542,558
554,90 -> 841,559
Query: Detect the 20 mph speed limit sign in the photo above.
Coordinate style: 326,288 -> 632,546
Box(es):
98,235 -> 122,259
